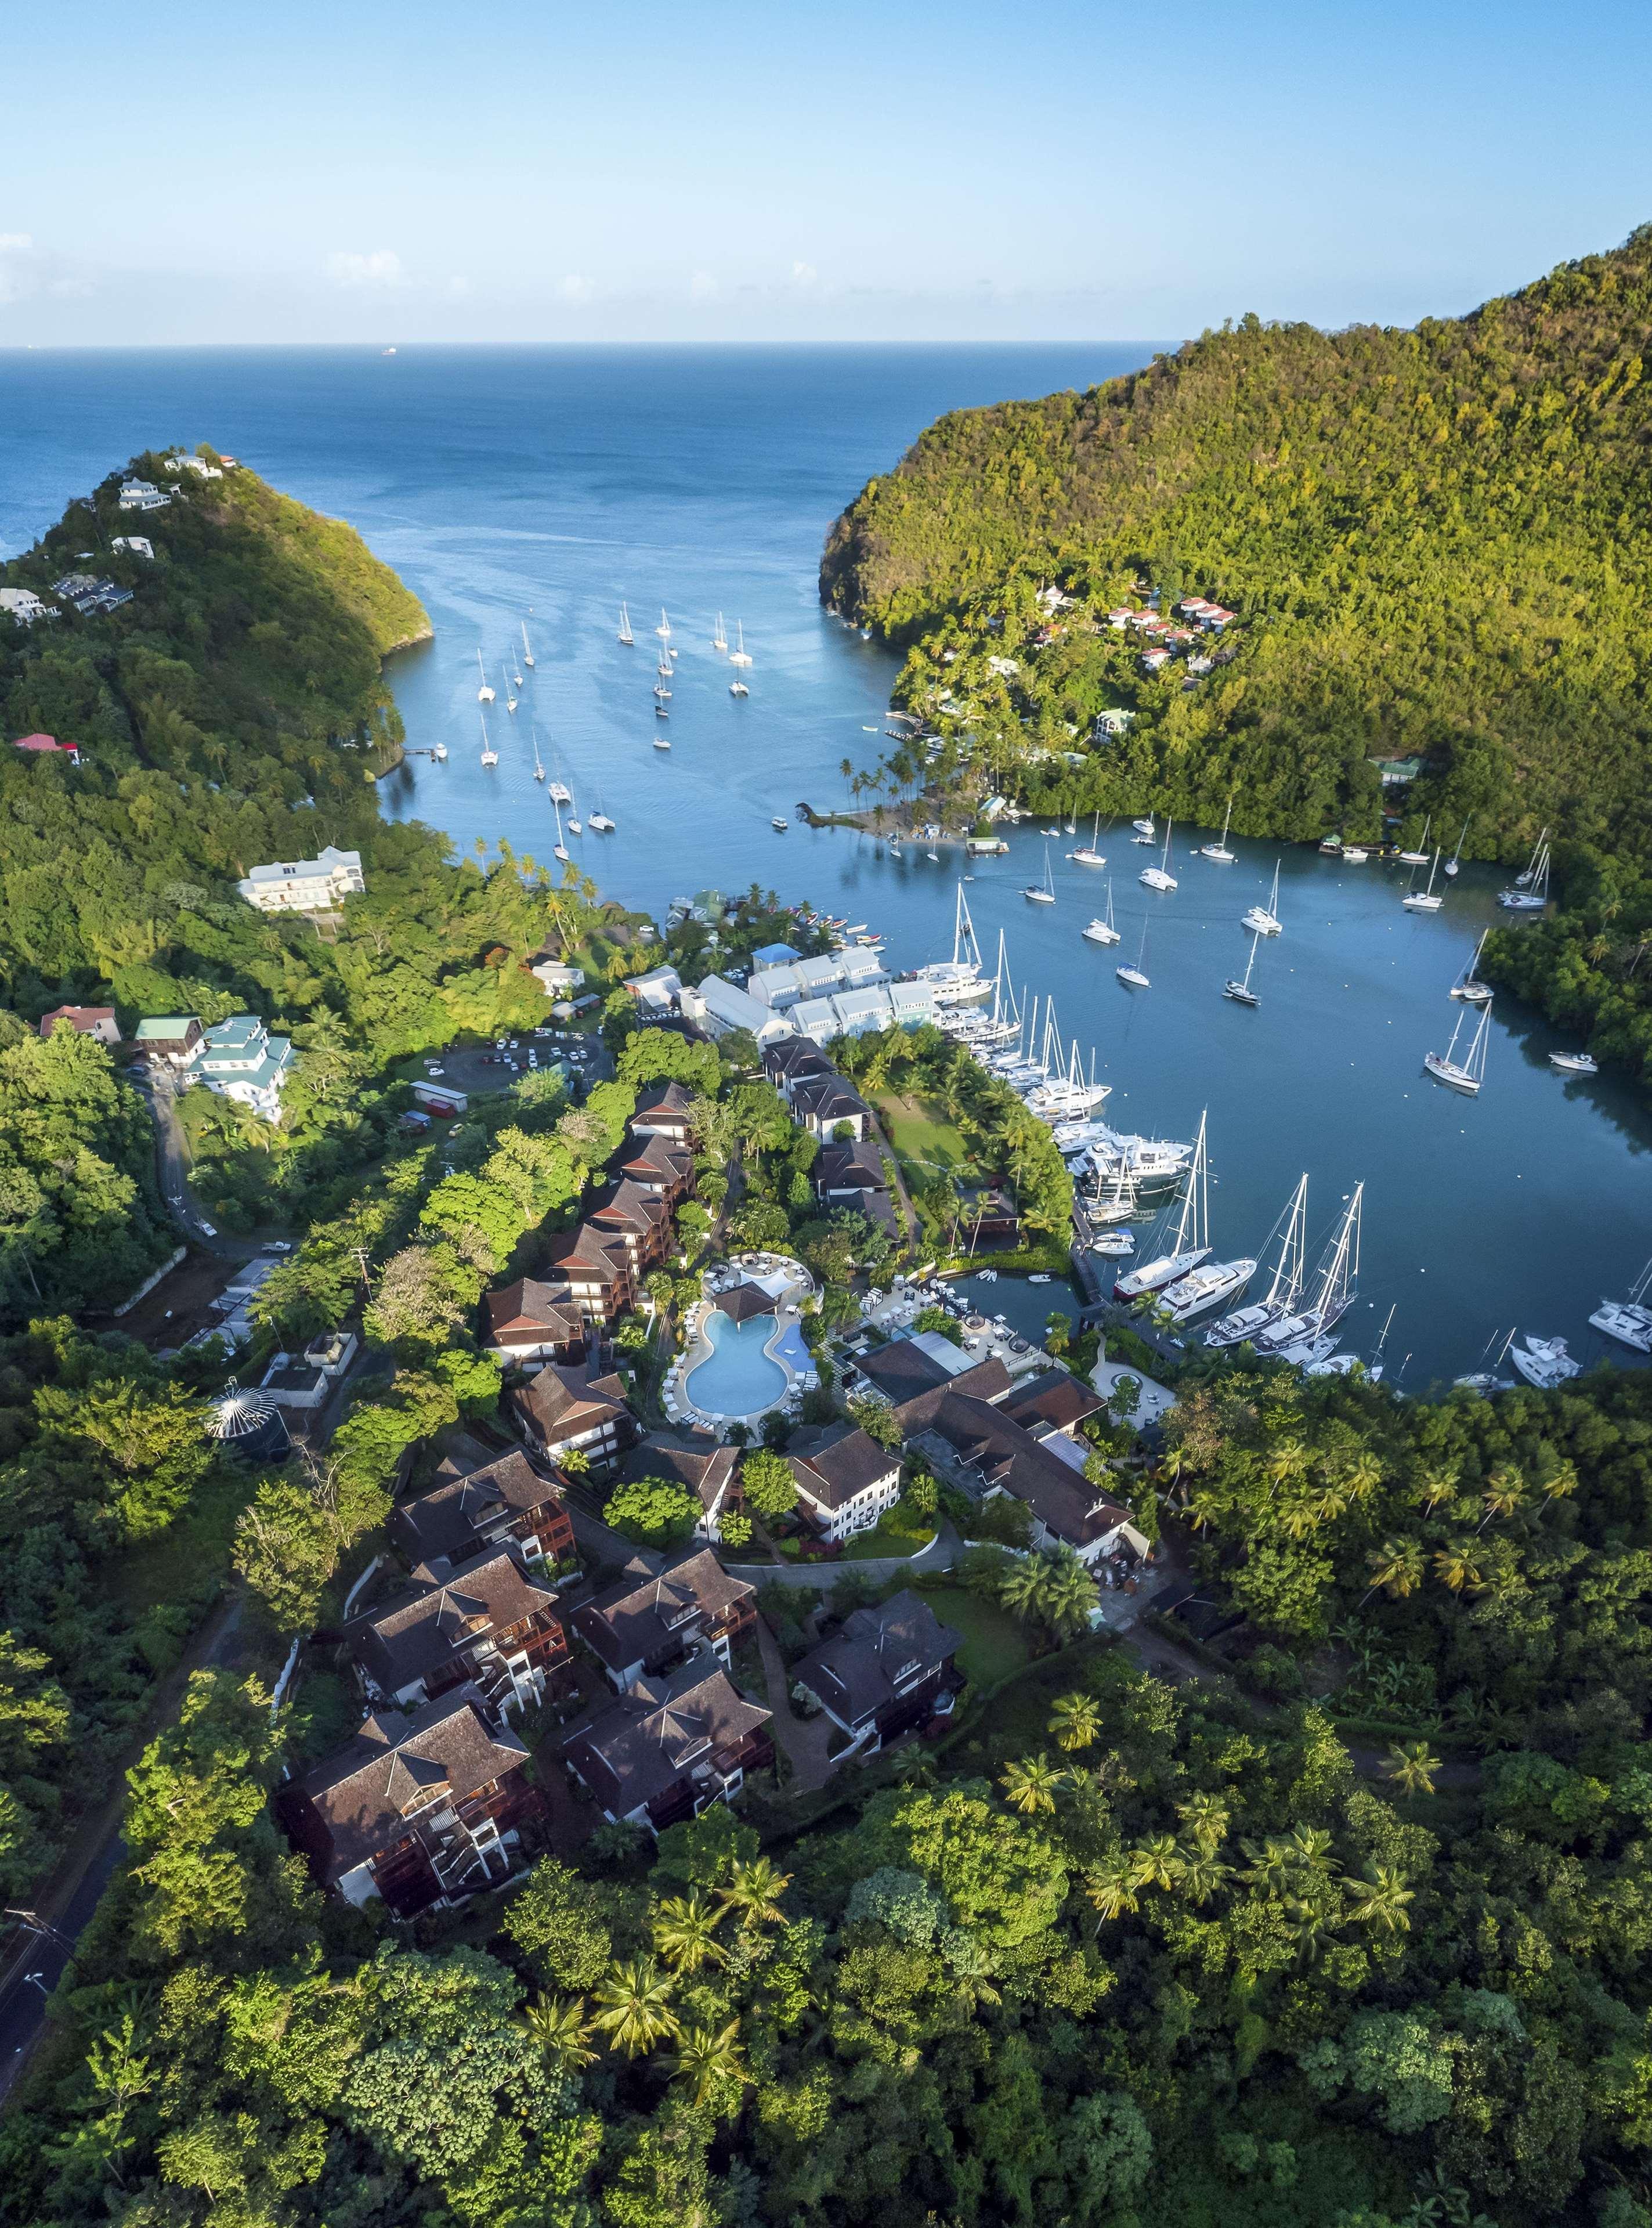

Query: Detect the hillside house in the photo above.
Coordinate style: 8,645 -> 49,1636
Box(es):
134,1015 -> 203,1066
508,1350 -> 635,1472
237,846 -> 365,914
183,1013 -> 292,1118
794,1590 -> 961,1754
483,1278 -> 588,1366
612,1429 -> 739,1542
0,588 -> 55,625
628,1079 -> 696,1146
573,1547 -> 757,1692
562,1660 -> 773,1836
538,1223 -> 636,1323
392,1447 -> 576,1572
39,1005 -> 120,1046
785,1422 -> 902,1542
117,480 -> 171,512
341,1546 -> 572,1720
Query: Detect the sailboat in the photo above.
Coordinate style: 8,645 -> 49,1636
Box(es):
566,796 -> 583,835
1365,1302 -> 1398,1381
1206,1176 -> 1310,1347
657,648 -> 673,677
619,603 -> 634,645
1398,814 -> 1433,867
1449,930 -> 1492,1005
1116,918 -> 1151,989
588,796 -> 616,831
1082,882 -> 1122,945
1162,1139 -> 1257,1322
656,609 -> 672,640
1071,812 -> 1107,868
1590,1260 -> 1652,1355
476,649 -> 495,704
1256,1183 -> 1363,1357
547,759 -> 572,804
654,680 -> 671,702
914,884 -> 993,1003
1425,1001 -> 1491,1095
653,732 -> 671,750
728,620 -> 752,668
1088,1156 -> 1139,1227
532,729 -> 546,782
479,712 -> 498,768
1198,796 -> 1236,863
1243,859 -> 1283,936
521,620 -> 535,670
503,666 -> 517,714
1114,1113 -> 1212,1299
712,612 -> 728,652
1065,804 -> 1078,835
1022,843 -> 1057,904
551,798 -> 570,863
1444,816 -> 1470,878
1499,833 -> 1550,911
1140,817 -> 1177,891
1402,847 -> 1444,911
512,653 -> 525,689
1223,934 -> 1262,1005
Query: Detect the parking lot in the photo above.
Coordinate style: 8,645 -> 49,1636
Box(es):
411,1028 -> 613,1104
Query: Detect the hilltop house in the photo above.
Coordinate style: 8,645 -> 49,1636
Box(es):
0,588 -> 54,626
784,1422 -> 902,1543
391,1446 -> 576,1572
134,1015 -> 203,1066
53,573 -> 132,616
237,846 -> 365,914
562,1660 -> 773,1836
538,1224 -> 636,1323
117,480 -> 171,512
280,1686 -> 542,1916
340,1545 -> 571,1720
794,1590 -> 961,1754
39,1005 -> 120,1046
483,1278 -> 588,1367
182,1013 -> 292,1119
573,1547 -> 757,1692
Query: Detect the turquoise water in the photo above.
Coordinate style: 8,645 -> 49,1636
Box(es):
6,345 -> 1651,1380
686,1310 -> 787,1417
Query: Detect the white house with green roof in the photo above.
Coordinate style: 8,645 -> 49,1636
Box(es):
135,1016 -> 203,1064
183,1014 -> 293,1119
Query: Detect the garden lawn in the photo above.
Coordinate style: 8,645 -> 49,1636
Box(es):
915,1583 -> 1030,1685
874,1092 -> 972,1180
842,1516 -> 938,1561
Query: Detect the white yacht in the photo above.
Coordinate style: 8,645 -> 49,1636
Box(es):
1402,848 -> 1444,912
729,674 -> 749,698
1198,797 -> 1236,864
1082,882 -> 1122,945
479,712 -> 498,768
432,741 -> 448,761
1340,844 -> 1370,863
1071,812 -> 1107,868
1444,815 -> 1470,878
654,734 -> 671,750
729,620 -> 753,668
712,612 -> 728,652
532,730 -> 546,782
1425,1002 -> 1491,1095
656,608 -> 672,640
551,799 -> 570,862
1451,930 -> 1492,1004
619,602 -> 634,645
476,649 -> 495,703
1254,1183 -> 1362,1355
1499,832 -> 1550,911
1132,814 -> 1156,839
548,771 -> 572,803
1397,814 -> 1433,866
1116,918 -> 1150,988
1206,1176 -> 1310,1348
588,805 -> 616,832
1114,1113 -> 1212,1299
521,620 -> 535,670
1509,1334 -> 1581,1391
503,666 -> 517,714
915,886 -> 995,1004
1140,818 -> 1177,891
1591,1261 -> 1652,1354
1549,1049 -> 1598,1076
1243,860 -> 1284,936
1022,844 -> 1057,904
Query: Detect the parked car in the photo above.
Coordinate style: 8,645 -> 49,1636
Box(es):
261,1240 -> 292,1255
198,1222 -> 217,1238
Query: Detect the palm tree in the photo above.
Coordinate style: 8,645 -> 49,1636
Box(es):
1285,1894 -> 1343,1966
1039,1547 -> 1101,1639
1385,1740 -> 1442,1797
590,1958 -> 680,2058
668,2017 -> 747,2112
1000,1754 -> 1064,1814
1362,1537 -> 1425,1605
1264,1439 -> 1312,1496
1344,1862 -> 1415,1936
718,1855 -> 791,1930
1477,1467 -> 1528,1532
1085,1855 -> 1140,1924
1540,1460 -> 1579,1503
1284,1825 -> 1340,1879
519,1994 -> 598,2072
1175,1792 -> 1230,1855
1047,1692 -> 1102,1752
652,1892 -> 726,1974
1239,1836 -> 1296,1897
1174,1848 -> 1233,1906
1414,1463 -> 1461,1514
1129,1833 -> 1181,1894
1433,1543 -> 1485,1597
1340,1450 -> 1384,1505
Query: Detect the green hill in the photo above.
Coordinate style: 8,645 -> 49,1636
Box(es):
822,227 -> 1652,860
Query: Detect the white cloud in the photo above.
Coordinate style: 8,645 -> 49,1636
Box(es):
689,269 -> 718,301
0,233 -> 39,304
324,248 -> 408,291
558,274 -> 594,304
791,259 -> 818,288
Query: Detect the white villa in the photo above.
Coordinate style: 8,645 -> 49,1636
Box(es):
237,846 -> 366,914
183,1014 -> 293,1120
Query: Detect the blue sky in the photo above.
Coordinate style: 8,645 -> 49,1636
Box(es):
3,0 -> 1649,346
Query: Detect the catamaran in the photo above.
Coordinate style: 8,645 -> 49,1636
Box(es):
478,712 -> 498,768
1082,882 -> 1122,945
1206,1175 -> 1310,1348
1114,1113 -> 1212,1300
521,620 -> 535,670
1499,835 -> 1550,911
1223,933 -> 1262,1006
1022,843 -> 1057,904
619,603 -> 634,646
729,621 -> 753,669
712,612 -> 728,652
1509,1334 -> 1581,1391
1116,918 -> 1150,989
551,798 -> 569,863
588,799 -> 615,831
1444,816 -> 1470,878
1198,796 -> 1236,864
914,884 -> 995,1004
1402,847 -> 1444,912
476,649 -> 495,703
1590,1260 -> 1652,1354
1255,1182 -> 1362,1355
1140,818 -> 1177,891
1071,812 -> 1107,868
1397,814 -> 1433,866
1450,930 -> 1492,1005
1425,1001 -> 1491,1095
1243,859 -> 1284,936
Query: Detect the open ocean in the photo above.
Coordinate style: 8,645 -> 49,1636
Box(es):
3,342 -> 1650,1381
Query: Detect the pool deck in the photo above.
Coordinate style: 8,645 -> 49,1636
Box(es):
664,1254 -> 818,1434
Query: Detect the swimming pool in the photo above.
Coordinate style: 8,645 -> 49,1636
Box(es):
684,1310 -> 787,1417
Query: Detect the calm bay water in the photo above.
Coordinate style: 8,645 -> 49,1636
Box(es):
3,345 -> 1649,1380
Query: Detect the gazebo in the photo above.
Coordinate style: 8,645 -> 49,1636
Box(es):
713,1282 -> 779,1326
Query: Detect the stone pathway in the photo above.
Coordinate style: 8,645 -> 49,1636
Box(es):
753,1615 -> 836,1792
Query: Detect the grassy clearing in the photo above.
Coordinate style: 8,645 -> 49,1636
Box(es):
916,1583 -> 1030,1685
873,1092 -> 973,1180
842,1516 -> 937,1561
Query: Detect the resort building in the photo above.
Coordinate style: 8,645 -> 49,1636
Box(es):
340,1545 -> 572,1720
537,1224 -> 636,1323
482,1278 -> 588,1366
611,1430 -> 739,1543
790,1072 -> 872,1143
621,964 -> 681,1012
182,1013 -> 293,1118
237,845 -> 366,914
508,1350 -> 635,1472
391,1446 -> 576,1573
53,573 -> 132,616
629,1079 -> 696,1145
573,1547 -> 757,1693
897,1386 -> 1147,1569
783,1421 -> 903,1542
561,1660 -> 773,1836
681,974 -> 796,1046
793,1590 -> 961,1754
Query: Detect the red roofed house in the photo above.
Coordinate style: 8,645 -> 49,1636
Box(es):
39,1005 -> 120,1046
12,734 -> 80,764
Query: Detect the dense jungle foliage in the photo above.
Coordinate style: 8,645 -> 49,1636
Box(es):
822,227 -> 1652,864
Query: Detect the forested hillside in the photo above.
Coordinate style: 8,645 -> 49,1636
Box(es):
822,227 -> 1652,859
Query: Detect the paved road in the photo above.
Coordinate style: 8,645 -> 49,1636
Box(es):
132,1067 -> 249,1258
0,1597 -> 247,2101
725,1522 -> 957,1590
